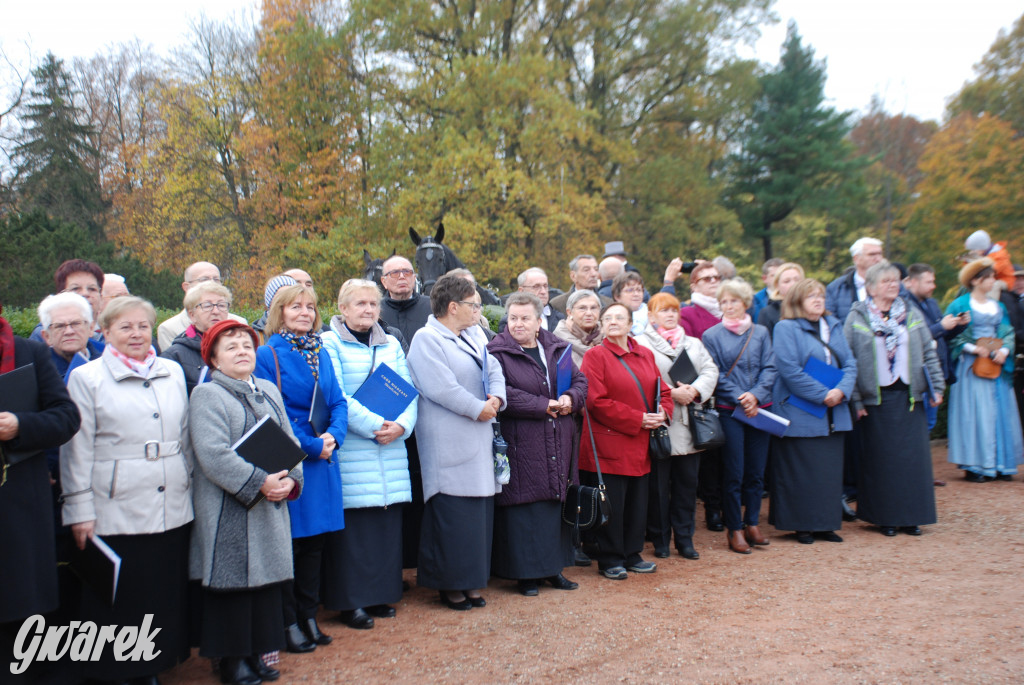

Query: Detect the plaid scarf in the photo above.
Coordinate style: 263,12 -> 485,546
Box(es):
280,329 -> 322,381
866,296 -> 907,372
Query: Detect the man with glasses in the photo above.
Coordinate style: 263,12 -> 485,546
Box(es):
379,256 -> 433,348
550,255 -> 613,315
499,268 -> 565,332
157,261 -> 247,350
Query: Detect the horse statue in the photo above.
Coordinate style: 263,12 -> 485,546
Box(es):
409,224 -> 501,305
362,249 -> 395,290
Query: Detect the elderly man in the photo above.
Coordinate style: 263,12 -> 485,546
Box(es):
157,261 -> 247,349
100,274 -> 130,314
38,292 -> 103,383
499,268 -> 565,332
825,237 -> 886,323
550,255 -> 613,314
596,257 -> 625,298
284,267 -> 314,289
379,255 -> 432,345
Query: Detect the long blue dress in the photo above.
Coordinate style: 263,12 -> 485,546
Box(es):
946,295 -> 1024,477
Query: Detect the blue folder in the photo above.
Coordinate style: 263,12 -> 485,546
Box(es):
788,356 -> 843,419
731,406 -> 790,437
555,346 -> 573,396
350,362 -> 419,422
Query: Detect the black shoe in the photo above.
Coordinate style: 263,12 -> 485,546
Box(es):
653,548 -> 670,558
900,526 -> 922,536
130,677 -> 162,685
439,591 -> 472,611
706,511 -> 724,532
841,496 -> 858,521
880,526 -> 898,537
964,471 -> 992,483
284,622 -> 316,653
677,540 -> 700,560
517,580 -> 539,596
574,548 -> 593,567
795,531 -> 814,544
365,604 -> 396,618
996,474 -> 1014,481
338,608 -> 374,629
814,531 -> 843,543
301,617 -> 332,645
466,594 -> 486,608
247,655 -> 280,681
546,573 -> 579,590
219,657 -> 261,685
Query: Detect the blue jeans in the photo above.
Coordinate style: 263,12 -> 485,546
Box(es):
719,411 -> 771,531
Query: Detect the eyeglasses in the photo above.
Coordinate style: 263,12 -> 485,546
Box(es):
62,285 -> 101,296
195,301 -> 230,312
522,283 -> 549,292
696,275 -> 721,284
383,269 -> 414,279
458,301 -> 483,312
620,286 -> 644,294
190,276 -> 221,285
48,319 -> 88,333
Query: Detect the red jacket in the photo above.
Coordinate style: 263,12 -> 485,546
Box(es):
678,303 -> 721,340
579,337 -> 674,477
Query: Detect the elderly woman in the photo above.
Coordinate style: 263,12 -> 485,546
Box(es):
0,303 -> 80,661
757,262 -> 805,337
321,279 -> 415,628
162,281 -> 233,395
636,293 -> 719,560
61,296 -> 193,682
38,292 -> 103,382
406,273 -> 506,610
189,320 -> 303,685
845,261 -> 944,536
945,258 -> 1023,481
703,280 -> 777,554
580,302 -> 673,579
487,292 -> 587,596
254,284 -> 348,652
769,279 -> 857,544
612,271 -> 649,335
679,261 -> 723,340
553,289 -> 603,367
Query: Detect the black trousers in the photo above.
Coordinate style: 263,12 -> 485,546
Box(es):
402,434 -> 424,569
697,447 -> 722,515
647,453 -> 700,552
283,533 -> 327,625
582,471 -> 648,570
842,408 -> 862,499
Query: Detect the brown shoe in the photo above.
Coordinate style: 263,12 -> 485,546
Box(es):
744,525 -> 770,546
728,529 -> 752,554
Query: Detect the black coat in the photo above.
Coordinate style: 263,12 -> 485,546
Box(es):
161,328 -> 205,396
380,293 -> 432,348
0,336 -> 81,622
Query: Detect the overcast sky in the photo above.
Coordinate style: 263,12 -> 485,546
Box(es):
1,0 -> 1020,123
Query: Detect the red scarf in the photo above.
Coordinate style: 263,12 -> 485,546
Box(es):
0,306 -> 15,374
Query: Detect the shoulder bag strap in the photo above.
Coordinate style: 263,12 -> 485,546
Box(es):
616,356 -> 654,413
725,330 -> 753,378
581,406 -> 606,488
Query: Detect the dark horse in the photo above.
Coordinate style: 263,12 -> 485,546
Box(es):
409,224 -> 500,305
362,249 -> 395,290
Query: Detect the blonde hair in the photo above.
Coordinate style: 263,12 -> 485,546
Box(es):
266,285 -> 321,334
771,262 -> 805,294
98,295 -> 156,330
183,281 -> 233,311
715,279 -> 754,308
336,279 -> 381,320
781,279 -> 828,320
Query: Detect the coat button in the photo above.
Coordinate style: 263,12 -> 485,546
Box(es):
157,486 -> 165,492
143,381 -> 150,388
153,413 -> 159,419
255,395 -> 265,404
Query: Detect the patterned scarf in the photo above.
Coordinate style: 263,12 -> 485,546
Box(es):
0,307 -> 15,374
657,324 -> 685,350
109,345 -> 158,378
280,329 -> 322,381
569,319 -> 602,348
866,296 -> 906,370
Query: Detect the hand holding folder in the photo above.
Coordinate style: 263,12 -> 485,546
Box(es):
787,356 -> 843,419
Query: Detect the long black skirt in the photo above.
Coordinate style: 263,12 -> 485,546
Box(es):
769,434 -> 844,532
492,500 -> 573,580
77,524 -> 191,679
322,506 -> 404,610
417,494 -> 494,591
857,388 -> 937,527
199,583 -> 285,658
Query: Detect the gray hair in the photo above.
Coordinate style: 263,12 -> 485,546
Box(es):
516,267 -> 547,287
336,278 -> 382,316
505,291 -> 543,317
712,256 -> 737,280
38,292 -> 93,330
104,273 -> 126,286
864,260 -> 900,289
98,295 -> 157,330
849,237 -> 883,258
568,254 -> 597,272
716,279 -> 755,308
566,289 -> 600,312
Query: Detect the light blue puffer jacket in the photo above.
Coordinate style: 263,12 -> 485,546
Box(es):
322,317 -> 415,509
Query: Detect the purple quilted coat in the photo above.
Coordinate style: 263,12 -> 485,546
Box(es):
487,328 -> 588,507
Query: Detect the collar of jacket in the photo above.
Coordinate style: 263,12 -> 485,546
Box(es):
101,345 -> 171,382
488,327 -> 567,357
383,293 -> 425,311
601,335 -> 637,357
329,315 -> 388,346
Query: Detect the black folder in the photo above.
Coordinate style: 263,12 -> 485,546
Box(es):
231,415 -> 307,510
70,534 -> 121,607
0,364 -> 40,467
668,351 -> 699,386
308,382 -> 329,435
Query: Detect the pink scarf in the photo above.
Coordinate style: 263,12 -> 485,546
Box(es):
722,314 -> 752,335
657,325 -> 685,350
109,345 -> 158,378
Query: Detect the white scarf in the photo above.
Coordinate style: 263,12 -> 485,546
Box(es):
691,292 -> 722,319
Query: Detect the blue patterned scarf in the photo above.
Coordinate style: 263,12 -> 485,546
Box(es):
280,329 -> 322,381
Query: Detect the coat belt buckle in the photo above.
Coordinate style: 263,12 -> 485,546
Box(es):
144,440 -> 160,461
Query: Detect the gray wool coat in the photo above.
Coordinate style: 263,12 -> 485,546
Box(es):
188,371 -> 304,590
406,316 -> 507,501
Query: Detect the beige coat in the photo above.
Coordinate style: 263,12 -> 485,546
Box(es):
636,324 -> 719,455
61,348 -> 194,535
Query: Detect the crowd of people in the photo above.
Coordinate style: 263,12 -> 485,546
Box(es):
1,233 -> 1022,684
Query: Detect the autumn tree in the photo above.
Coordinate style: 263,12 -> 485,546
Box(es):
948,12 -> 1024,133
726,24 -> 867,261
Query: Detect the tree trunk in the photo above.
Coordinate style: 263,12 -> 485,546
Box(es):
762,221 -> 773,261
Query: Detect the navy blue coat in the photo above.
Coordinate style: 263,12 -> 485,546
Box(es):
254,334 -> 348,538
905,292 -> 960,384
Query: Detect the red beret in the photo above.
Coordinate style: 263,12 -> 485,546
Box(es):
201,319 -> 260,368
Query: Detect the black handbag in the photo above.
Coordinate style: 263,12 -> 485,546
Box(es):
561,407 -> 610,546
616,357 -> 672,460
688,402 -> 725,450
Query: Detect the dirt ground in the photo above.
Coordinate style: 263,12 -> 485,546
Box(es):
164,443 -> 1024,684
